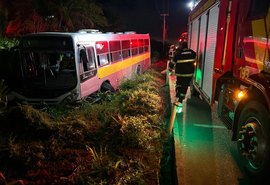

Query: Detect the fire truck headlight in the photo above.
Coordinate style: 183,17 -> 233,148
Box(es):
236,90 -> 247,100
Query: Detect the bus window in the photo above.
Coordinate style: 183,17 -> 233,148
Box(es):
86,47 -> 96,70
109,40 -> 122,62
131,40 -> 138,56
80,49 -> 88,73
122,40 -> 131,59
61,52 -> 75,70
49,53 -> 61,74
96,41 -> 110,67
144,39 -> 149,52
97,54 -> 110,66
96,41 -> 109,54
138,39 -> 144,54
80,47 -> 97,81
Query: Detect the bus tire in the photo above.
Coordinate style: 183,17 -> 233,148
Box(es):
237,101 -> 270,180
136,65 -> 142,75
101,82 -> 115,93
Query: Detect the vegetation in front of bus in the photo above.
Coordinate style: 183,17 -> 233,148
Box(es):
0,68 -> 167,184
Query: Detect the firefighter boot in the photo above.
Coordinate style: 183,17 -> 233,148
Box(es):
174,98 -> 183,113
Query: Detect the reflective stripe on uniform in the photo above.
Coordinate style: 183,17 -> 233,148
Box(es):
176,59 -> 195,63
175,73 -> 193,77
181,51 -> 193,55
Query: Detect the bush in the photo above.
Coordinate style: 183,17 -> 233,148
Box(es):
0,37 -> 19,49
0,69 -> 166,185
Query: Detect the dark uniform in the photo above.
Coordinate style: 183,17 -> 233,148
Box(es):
170,42 -> 196,104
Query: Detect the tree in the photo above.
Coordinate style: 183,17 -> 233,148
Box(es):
4,0 -> 46,36
2,0 -> 109,36
47,0 -> 108,31
0,0 -> 9,35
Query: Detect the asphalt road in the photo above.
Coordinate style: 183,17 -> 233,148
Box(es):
173,92 -> 260,185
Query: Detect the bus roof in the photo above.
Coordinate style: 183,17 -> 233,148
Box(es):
22,31 -> 150,42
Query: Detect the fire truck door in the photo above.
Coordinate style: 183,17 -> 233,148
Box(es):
202,3 -> 220,102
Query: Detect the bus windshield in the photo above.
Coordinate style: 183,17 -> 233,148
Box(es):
17,36 -> 77,98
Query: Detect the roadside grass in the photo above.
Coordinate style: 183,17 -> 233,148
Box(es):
0,66 -> 168,184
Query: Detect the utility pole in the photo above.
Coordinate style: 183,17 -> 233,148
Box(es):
160,13 -> 169,54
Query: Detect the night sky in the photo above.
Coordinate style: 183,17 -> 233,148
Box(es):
99,0 -> 191,43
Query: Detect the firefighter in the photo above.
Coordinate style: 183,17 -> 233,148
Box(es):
168,44 -> 176,74
168,44 -> 176,59
171,41 -> 196,106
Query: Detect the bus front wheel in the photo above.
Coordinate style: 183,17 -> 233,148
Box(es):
100,82 -> 115,93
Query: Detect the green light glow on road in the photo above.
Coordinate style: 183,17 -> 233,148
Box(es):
195,68 -> 202,84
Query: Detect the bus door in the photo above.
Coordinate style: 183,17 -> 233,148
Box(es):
78,45 -> 98,98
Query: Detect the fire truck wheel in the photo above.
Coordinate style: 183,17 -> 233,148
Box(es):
237,101 -> 270,179
101,82 -> 115,93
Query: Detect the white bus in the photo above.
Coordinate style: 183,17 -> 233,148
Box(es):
9,30 -> 151,104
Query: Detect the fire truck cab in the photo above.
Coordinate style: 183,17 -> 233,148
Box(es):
188,0 -> 270,178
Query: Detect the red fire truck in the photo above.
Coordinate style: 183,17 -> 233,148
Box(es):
188,0 -> 270,178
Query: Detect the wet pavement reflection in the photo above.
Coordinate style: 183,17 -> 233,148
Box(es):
173,94 -> 257,185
